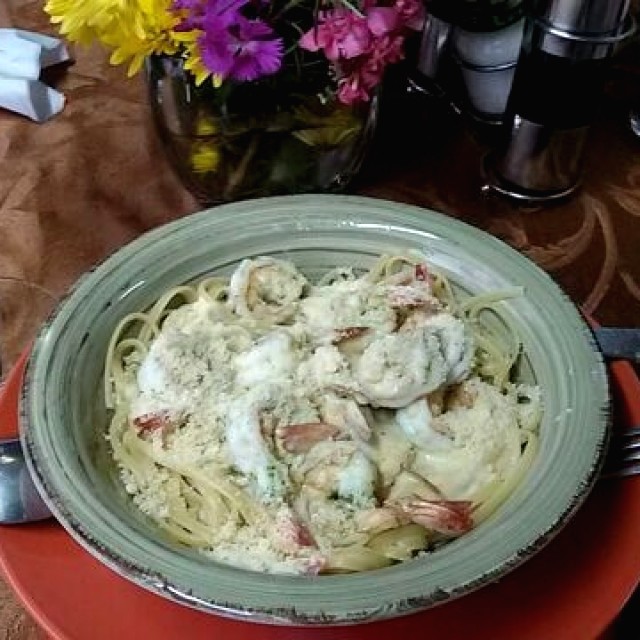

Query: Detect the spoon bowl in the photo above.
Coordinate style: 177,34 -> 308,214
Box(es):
0,437 -> 51,524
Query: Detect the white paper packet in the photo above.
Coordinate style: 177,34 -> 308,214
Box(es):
0,75 -> 65,123
0,28 -> 70,78
0,29 -> 70,122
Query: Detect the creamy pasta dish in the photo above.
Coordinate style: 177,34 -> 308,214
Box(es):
105,255 -> 541,575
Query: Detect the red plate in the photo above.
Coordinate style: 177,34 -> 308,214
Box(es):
1,352 -> 639,640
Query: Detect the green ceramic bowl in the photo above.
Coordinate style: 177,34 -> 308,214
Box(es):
20,195 -> 610,625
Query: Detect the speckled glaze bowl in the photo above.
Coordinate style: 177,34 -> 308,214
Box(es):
20,195 -> 609,625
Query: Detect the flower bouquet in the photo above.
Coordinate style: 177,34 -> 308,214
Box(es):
45,0 -> 423,203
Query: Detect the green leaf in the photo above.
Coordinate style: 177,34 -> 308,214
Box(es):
292,105 -> 363,147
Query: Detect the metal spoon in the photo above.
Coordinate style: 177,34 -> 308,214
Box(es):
0,278 -> 58,523
0,438 -> 51,524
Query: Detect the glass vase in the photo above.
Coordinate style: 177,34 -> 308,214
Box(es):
145,55 -> 378,205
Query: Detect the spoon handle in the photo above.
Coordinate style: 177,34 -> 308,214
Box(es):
593,328 -> 640,363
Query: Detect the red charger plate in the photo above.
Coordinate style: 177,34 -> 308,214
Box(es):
1,352 -> 639,640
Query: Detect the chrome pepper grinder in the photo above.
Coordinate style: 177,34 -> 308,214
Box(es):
408,0 -> 456,101
483,0 -> 635,202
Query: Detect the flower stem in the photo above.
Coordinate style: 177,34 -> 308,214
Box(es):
338,0 -> 365,18
223,134 -> 261,199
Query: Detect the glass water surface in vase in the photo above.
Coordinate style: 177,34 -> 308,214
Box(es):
145,55 -> 379,205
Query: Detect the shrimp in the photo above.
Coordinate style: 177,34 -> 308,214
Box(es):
272,507 -> 327,575
224,396 -> 286,501
358,498 -> 473,536
290,441 -> 353,492
276,392 -> 372,454
354,330 -> 448,408
277,422 -> 342,454
386,469 -> 442,503
392,498 -> 474,535
385,284 -> 437,310
319,394 -> 372,442
228,257 -> 308,321
299,279 -> 397,339
353,308 -> 475,408
395,397 -> 453,450
296,343 -> 358,396
132,411 -> 170,435
234,330 -> 297,388
274,506 -> 318,550
290,441 -> 377,506
401,312 -> 475,385
368,417 -> 414,488
294,485 -> 370,550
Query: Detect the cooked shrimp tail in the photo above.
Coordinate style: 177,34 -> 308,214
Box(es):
391,498 -> 474,536
277,422 -> 341,454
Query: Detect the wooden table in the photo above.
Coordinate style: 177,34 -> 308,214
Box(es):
1,1 -> 639,637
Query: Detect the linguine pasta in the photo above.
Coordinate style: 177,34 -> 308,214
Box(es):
104,255 -> 541,574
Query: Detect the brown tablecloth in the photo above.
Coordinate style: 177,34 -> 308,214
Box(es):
1,1 -> 639,637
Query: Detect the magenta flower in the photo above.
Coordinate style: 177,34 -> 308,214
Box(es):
171,0 -> 417,99
173,0 -> 246,30
172,0 -> 208,30
172,0 -> 284,82
199,17 -> 283,81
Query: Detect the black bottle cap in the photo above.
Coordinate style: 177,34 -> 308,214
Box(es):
530,0 -> 630,36
427,0 -> 528,32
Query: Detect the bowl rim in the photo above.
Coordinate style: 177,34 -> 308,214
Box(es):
19,194 -> 610,625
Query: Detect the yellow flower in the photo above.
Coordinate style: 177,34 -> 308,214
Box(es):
191,143 -> 221,174
196,117 -> 218,136
45,0 -> 182,75
191,115 -> 221,173
172,31 -> 222,87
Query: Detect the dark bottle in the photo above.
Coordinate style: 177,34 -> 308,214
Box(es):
484,0 -> 633,202
505,23 -> 609,129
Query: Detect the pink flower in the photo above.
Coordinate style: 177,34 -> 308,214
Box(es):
337,34 -> 405,105
393,0 -> 425,30
337,74 -> 371,105
366,33 -> 405,70
366,7 -> 400,35
300,8 -> 371,60
302,1 -> 420,106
